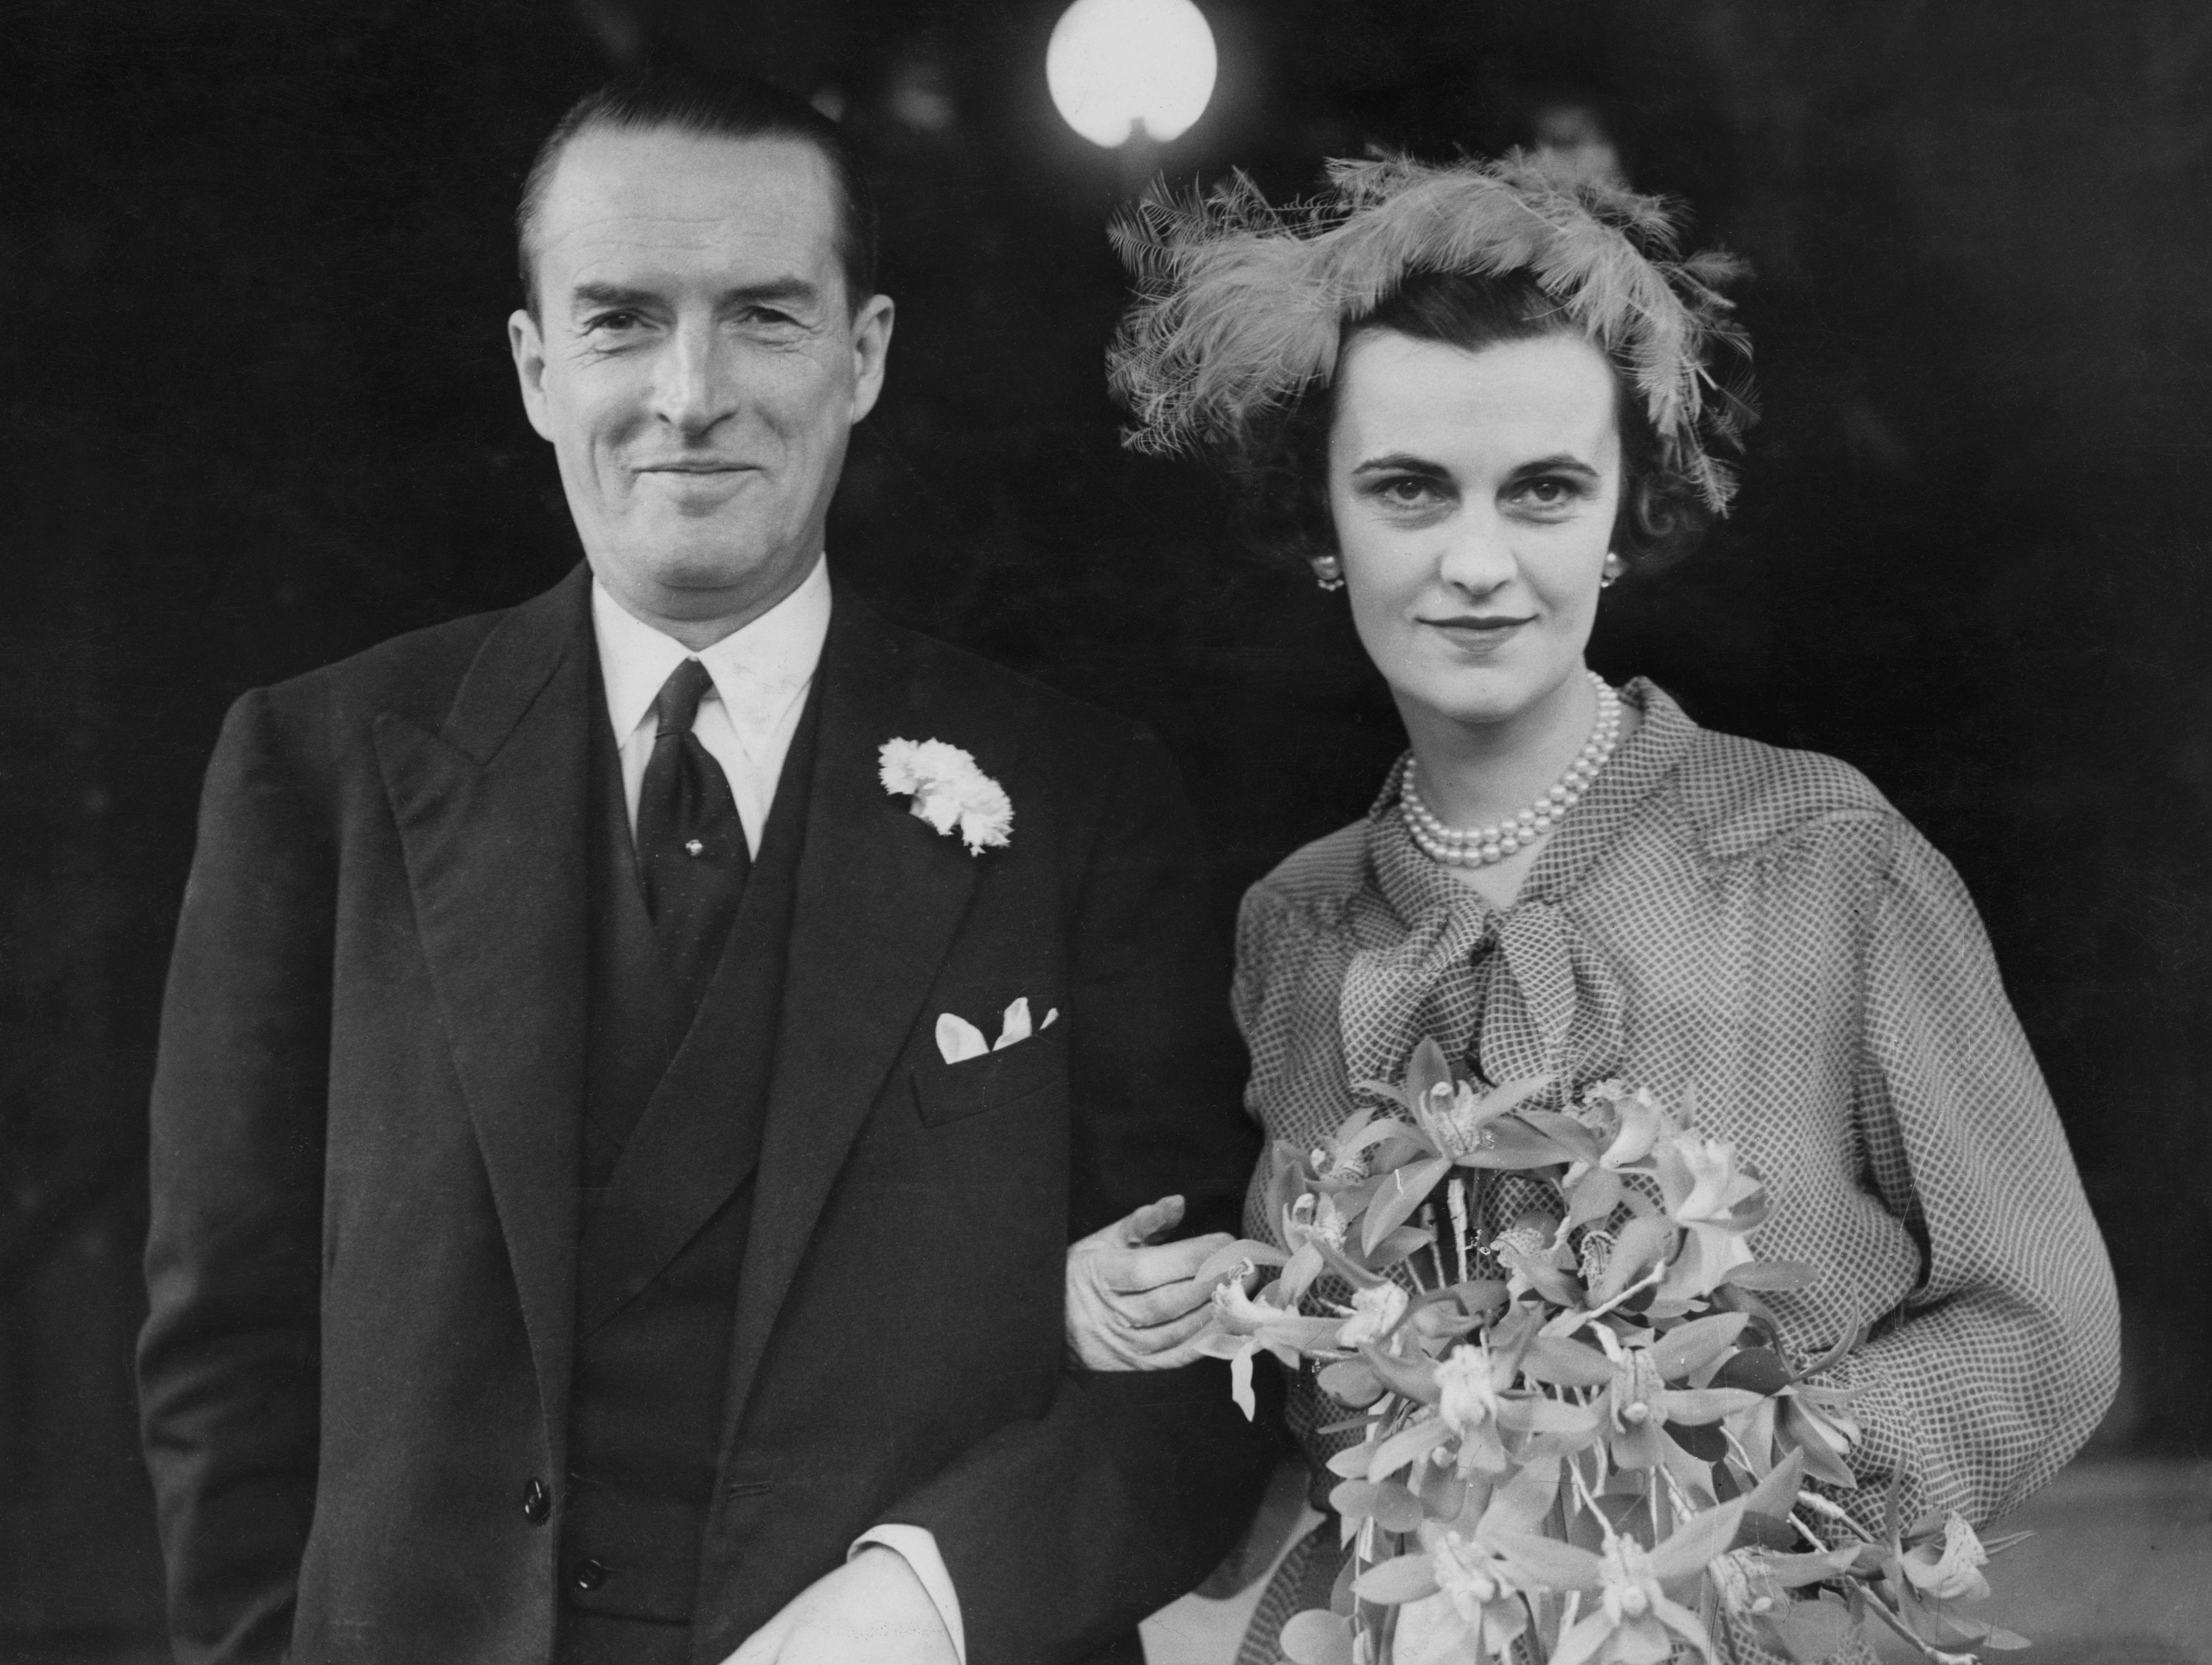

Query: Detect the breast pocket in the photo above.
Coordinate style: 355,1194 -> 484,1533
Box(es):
910,1035 -> 1066,1128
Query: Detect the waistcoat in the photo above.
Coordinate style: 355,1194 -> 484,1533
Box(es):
554,676 -> 821,1665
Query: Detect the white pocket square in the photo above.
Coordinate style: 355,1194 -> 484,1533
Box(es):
935,997 -> 1059,1064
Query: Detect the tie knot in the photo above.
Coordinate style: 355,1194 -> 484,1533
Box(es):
652,658 -> 715,738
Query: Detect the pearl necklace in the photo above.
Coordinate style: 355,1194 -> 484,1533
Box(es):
1400,673 -> 1622,866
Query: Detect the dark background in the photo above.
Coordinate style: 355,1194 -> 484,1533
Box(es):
4,0 -> 2208,1648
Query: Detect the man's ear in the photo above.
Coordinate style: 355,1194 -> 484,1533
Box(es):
847,293 -> 896,426
508,308 -> 556,443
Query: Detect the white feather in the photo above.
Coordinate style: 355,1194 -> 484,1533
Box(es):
1106,150 -> 1752,513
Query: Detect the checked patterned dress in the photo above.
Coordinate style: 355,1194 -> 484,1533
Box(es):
1226,680 -> 2120,1665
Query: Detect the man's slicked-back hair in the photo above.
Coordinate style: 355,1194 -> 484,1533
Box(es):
517,68 -> 880,317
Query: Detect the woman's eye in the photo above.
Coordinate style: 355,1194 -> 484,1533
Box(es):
1507,475 -> 1587,513
1374,475 -> 1446,506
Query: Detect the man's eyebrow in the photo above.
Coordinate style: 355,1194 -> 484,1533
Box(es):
565,278 -> 825,315
567,282 -> 659,314
714,277 -> 822,309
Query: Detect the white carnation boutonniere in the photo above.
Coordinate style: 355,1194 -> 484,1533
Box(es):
879,738 -> 1013,855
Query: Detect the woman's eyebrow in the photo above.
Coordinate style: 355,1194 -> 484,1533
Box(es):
1350,452 -> 1451,477
1507,453 -> 1601,478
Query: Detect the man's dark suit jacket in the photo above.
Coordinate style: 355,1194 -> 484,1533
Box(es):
137,566 -> 1277,1665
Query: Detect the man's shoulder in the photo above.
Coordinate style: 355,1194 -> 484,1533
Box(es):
191,581 -> 578,814
249,570 -> 585,735
266,609 -> 507,715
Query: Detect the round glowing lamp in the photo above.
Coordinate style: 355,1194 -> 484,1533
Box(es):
1046,0 -> 1218,148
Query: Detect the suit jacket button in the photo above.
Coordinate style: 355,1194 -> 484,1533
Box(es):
522,1478 -> 552,1524
571,1557 -> 609,1591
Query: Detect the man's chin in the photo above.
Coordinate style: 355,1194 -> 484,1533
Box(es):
590,529 -> 816,618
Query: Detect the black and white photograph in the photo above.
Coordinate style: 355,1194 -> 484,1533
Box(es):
2,2 -> 2206,1663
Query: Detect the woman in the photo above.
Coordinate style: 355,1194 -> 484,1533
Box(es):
1065,155 -> 2120,1659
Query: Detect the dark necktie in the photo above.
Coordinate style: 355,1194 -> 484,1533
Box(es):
636,658 -> 750,1001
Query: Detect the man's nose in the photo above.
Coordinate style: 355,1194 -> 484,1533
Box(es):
1435,507 -> 1517,595
649,321 -> 737,436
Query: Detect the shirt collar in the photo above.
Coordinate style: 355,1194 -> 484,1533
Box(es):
590,554 -> 833,741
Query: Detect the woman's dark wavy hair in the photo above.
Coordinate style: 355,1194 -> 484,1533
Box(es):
1227,269 -> 1714,576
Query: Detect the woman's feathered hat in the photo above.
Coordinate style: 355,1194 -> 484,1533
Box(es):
1107,152 -> 1753,513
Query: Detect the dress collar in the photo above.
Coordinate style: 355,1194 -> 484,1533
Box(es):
590,554 -> 833,741
1365,678 -> 1696,924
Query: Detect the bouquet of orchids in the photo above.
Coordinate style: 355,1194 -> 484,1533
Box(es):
1192,1039 -> 2027,1665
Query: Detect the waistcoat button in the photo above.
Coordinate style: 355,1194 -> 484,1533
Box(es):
521,1478 -> 552,1524
571,1557 -> 610,1591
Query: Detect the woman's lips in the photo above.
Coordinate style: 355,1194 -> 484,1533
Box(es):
1422,614 -> 1532,647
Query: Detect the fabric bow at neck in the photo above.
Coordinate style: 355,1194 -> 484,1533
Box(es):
1339,769 -> 1628,1107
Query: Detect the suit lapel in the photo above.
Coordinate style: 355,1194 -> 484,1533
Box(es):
717,596 -> 1002,1434
373,567 -> 592,1443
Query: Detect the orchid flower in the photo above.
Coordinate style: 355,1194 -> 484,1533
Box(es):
1347,1456 -> 1569,1664
1426,1531 -> 1535,1662
1901,1514 -> 1991,1603
1557,1085 -> 1677,1231
1414,1325 -> 1605,1477
1434,1340 -> 1516,1476
1492,1214 -> 1583,1307
1583,1314 -> 1762,1470
1885,1510 -> 2019,1650
1196,1274 -> 1345,1418
1599,1088 -> 1672,1171
1416,1075 -> 1548,1161
1305,1105 -> 1410,1188
1494,1497 -> 1744,1665
1337,1280 -> 1410,1347
1286,1189 -> 1351,1253
1654,1133 -> 1769,1298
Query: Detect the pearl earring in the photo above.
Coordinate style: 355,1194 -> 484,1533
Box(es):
1313,555 -> 1346,592
1600,555 -> 1625,590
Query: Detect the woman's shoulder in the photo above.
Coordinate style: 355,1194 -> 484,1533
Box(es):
1241,820 -> 1370,930
1659,703 -> 1905,862
1232,821 -> 1369,1037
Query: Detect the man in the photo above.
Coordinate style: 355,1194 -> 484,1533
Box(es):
138,71 -> 1275,1665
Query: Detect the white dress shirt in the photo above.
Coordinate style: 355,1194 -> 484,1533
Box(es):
590,560 -> 967,1664
591,560 -> 833,849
